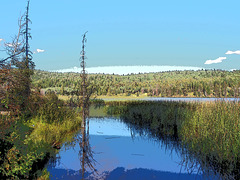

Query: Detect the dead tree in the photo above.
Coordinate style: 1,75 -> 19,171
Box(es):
80,31 -> 88,119
0,0 -> 34,112
20,0 -> 34,107
0,14 -> 25,112
78,32 -> 97,179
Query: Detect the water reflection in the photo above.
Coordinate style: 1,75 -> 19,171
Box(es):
116,101 -> 239,180
79,116 -> 97,179
47,100 -> 239,179
101,97 -> 240,102
48,118 -> 218,179
142,97 -> 240,102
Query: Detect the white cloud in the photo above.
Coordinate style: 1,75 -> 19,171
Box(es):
204,57 -> 226,65
52,65 -> 204,75
34,48 -> 45,54
225,50 -> 240,55
37,49 -> 45,53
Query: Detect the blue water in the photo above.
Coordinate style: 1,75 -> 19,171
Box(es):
142,97 -> 240,102
101,97 -> 240,102
47,118 -> 218,179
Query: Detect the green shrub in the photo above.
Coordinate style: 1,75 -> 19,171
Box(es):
37,91 -> 76,123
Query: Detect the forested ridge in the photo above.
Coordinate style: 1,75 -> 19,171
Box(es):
32,69 -> 240,98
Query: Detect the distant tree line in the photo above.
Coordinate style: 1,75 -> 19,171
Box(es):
32,69 -> 240,98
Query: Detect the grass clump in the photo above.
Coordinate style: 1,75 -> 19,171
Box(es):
28,116 -> 81,148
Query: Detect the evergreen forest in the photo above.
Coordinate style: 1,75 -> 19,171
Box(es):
32,69 -> 240,98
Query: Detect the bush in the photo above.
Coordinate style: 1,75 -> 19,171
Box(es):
37,91 -> 75,124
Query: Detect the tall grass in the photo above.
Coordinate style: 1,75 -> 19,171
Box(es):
101,100 -> 240,179
182,101 -> 240,159
181,101 -> 240,178
27,116 -> 82,148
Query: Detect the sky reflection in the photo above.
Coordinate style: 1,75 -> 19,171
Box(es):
48,118 -> 217,179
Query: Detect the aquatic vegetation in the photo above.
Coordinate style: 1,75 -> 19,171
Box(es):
102,100 -> 240,179
28,116 -> 81,149
181,101 -> 240,178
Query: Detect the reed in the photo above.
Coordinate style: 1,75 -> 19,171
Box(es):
102,99 -> 240,179
180,101 -> 240,178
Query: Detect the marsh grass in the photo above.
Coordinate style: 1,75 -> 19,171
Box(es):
27,116 -> 82,149
181,101 -> 240,178
101,100 -> 240,179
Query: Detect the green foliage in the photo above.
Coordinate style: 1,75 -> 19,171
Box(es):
32,69 -> 240,98
37,168 -> 50,180
0,121 -> 45,179
0,90 -> 81,179
36,91 -> 76,123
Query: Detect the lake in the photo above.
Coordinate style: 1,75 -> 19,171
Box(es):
101,97 -> 240,102
47,117 -> 219,180
143,97 -> 240,102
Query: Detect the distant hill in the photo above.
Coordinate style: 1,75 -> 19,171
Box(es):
32,69 -> 240,98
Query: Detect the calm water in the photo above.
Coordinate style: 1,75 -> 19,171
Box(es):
143,97 -> 240,102
47,118 -> 217,180
102,97 -> 240,102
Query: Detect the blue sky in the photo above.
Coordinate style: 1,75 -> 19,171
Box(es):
0,0 -> 240,71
